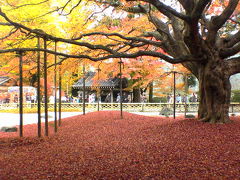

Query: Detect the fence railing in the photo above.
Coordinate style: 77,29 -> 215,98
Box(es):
0,103 -> 240,113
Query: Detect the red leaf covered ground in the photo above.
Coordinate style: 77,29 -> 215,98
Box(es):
0,111 -> 240,179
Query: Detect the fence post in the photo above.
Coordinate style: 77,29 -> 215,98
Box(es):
141,103 -> 145,112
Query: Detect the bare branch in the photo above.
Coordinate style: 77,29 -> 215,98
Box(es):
83,5 -> 111,26
211,0 -> 239,30
224,30 -> 240,48
60,0 -> 82,16
0,28 -> 18,40
227,56 -> 240,75
207,0 -> 239,44
0,7 -> 196,66
0,9 -> 118,53
177,0 -> 194,14
0,22 -> 12,26
0,47 -> 198,64
6,0 -> 49,10
98,1 -> 148,14
73,32 -> 163,47
27,8 -> 61,21
139,0 -> 190,22
148,13 -> 171,36
60,0 -> 72,14
2,33 -> 35,49
220,42 -> 240,58
191,0 -> 211,21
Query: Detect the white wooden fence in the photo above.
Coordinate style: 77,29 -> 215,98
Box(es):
0,103 -> 240,113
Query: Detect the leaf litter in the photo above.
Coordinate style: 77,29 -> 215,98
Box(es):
0,111 -> 240,179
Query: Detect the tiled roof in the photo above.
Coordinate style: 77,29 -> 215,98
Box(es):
0,77 -> 11,85
72,72 -> 120,89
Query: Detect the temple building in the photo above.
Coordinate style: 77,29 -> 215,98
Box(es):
72,72 -> 129,103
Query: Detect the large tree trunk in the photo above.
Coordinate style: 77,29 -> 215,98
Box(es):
133,88 -> 141,102
148,82 -> 153,103
197,57 -> 231,124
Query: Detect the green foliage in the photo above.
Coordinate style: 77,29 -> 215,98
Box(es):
187,74 -> 197,88
152,96 -> 167,103
185,114 -> 195,118
101,16 -> 121,27
127,14 -> 135,19
231,90 -> 240,102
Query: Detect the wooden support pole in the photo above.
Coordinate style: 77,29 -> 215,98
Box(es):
83,64 -> 86,115
184,74 -> 188,117
97,67 -> 101,111
43,38 -> 48,136
54,41 -> 58,133
173,71 -> 176,119
58,63 -> 62,126
18,51 -> 23,137
97,67 -> 100,111
37,37 -> 41,137
118,59 -> 123,119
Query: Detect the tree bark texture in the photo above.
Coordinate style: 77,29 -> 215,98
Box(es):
133,88 -> 141,102
148,82 -> 153,102
197,56 -> 231,123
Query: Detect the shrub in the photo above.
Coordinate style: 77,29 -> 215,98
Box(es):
152,97 -> 167,103
231,90 -> 240,102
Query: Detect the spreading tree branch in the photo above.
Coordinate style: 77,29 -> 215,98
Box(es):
223,30 -> 240,48
0,47 -> 197,64
73,32 -> 163,47
207,0 -> 239,44
191,0 -> 211,21
220,42 -> 240,58
97,1 -> 148,14
177,0 -> 194,14
0,6 -> 198,66
138,0 -> 190,21
0,22 -> 12,26
0,28 -> 18,40
6,0 -> 49,9
227,56 -> 240,75
0,9 -> 118,53
60,0 -> 82,16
